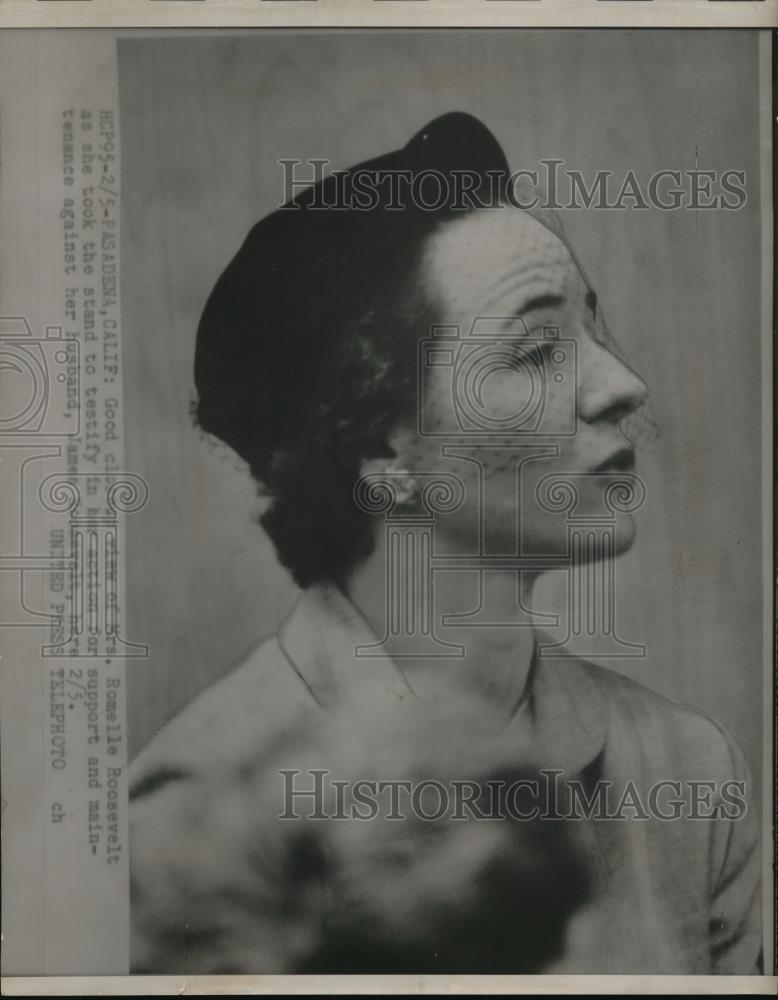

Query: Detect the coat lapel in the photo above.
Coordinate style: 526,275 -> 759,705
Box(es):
279,583 -> 608,775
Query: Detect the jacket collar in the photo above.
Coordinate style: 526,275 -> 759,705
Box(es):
278,582 -> 608,775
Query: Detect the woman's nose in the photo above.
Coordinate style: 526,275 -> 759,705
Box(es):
578,340 -> 648,425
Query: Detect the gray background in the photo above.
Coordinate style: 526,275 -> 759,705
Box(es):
119,30 -> 763,787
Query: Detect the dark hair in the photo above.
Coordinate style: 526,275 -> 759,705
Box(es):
197,231 -> 438,589
258,263 -> 436,588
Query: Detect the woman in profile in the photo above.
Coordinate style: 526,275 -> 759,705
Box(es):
129,112 -> 761,975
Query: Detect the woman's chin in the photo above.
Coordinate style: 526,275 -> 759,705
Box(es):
521,512 -> 637,562
612,513 -> 637,554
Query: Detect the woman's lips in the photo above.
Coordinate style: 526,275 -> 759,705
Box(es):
591,447 -> 636,473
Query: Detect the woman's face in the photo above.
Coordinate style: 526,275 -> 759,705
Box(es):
391,206 -> 648,559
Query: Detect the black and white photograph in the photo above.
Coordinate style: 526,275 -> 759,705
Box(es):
121,28 -> 768,977
0,9 -> 774,994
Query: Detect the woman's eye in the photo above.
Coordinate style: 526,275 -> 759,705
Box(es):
509,341 -> 545,369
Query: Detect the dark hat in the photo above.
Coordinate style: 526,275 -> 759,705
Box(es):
194,112 -> 514,474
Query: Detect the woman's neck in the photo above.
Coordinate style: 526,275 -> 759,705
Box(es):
345,548 -> 539,722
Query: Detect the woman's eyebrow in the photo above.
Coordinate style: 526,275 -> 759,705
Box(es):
518,293 -> 565,315
585,289 -> 598,315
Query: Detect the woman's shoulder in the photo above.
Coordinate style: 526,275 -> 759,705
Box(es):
128,632 -> 320,805
128,628 -> 327,973
575,657 -> 751,783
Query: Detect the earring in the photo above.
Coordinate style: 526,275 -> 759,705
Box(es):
383,466 -> 419,507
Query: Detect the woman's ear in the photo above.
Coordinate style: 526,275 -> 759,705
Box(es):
357,424 -> 421,510
357,460 -> 419,510
357,418 -> 419,479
